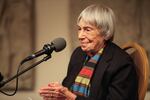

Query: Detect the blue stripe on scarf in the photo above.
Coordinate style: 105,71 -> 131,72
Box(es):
72,84 -> 89,96
92,54 -> 100,61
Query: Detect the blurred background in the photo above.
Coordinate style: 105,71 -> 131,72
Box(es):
0,0 -> 150,100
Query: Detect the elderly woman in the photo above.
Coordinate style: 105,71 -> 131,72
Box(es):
39,4 -> 138,100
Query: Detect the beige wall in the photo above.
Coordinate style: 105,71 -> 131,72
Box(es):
0,0 -> 71,100
0,0 -> 150,100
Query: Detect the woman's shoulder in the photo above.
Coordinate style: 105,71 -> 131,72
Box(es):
109,42 -> 130,57
73,46 -> 82,52
71,46 -> 86,57
107,41 -> 133,63
105,42 -> 135,73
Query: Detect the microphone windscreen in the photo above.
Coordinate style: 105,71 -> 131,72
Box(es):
52,38 -> 66,52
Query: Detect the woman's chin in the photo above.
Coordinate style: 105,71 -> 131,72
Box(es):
81,47 -> 88,52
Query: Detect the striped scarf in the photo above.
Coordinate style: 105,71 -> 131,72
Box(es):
71,48 -> 104,97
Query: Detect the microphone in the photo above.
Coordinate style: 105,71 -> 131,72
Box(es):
22,37 -> 66,63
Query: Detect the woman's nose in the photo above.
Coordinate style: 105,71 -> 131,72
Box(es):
78,30 -> 85,39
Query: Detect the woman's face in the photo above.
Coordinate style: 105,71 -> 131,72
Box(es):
77,19 -> 105,53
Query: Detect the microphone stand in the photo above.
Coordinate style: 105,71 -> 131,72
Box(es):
0,55 -> 51,88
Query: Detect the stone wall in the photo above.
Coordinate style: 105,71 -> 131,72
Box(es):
0,0 -> 35,90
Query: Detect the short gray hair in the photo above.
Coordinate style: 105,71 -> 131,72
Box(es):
77,4 -> 116,41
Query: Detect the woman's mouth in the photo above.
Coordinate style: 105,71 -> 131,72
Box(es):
80,42 -> 89,47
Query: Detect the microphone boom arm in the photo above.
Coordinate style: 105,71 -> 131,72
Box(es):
0,55 -> 51,88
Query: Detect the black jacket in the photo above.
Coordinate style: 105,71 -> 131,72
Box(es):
62,41 -> 138,100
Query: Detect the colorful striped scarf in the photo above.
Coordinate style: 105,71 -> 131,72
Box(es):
71,48 -> 104,97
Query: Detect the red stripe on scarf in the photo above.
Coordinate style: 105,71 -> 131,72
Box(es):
79,67 -> 93,78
